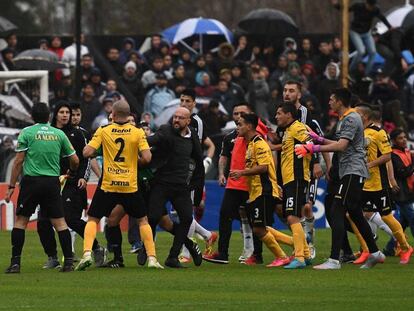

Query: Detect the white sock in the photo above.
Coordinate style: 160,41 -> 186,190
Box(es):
368,214 -> 379,237
70,229 -> 76,253
241,218 -> 253,252
371,213 -> 394,239
180,219 -> 196,258
194,221 -> 211,241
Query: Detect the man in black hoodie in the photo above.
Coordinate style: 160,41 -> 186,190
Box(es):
37,102 -> 107,269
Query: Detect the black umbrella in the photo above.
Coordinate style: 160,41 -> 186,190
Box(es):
13,49 -> 66,71
0,16 -> 18,38
238,8 -> 298,36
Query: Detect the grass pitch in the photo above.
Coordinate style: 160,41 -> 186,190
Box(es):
0,229 -> 413,310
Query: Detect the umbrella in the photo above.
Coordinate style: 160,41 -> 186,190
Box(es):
376,3 -> 414,35
13,49 -> 66,71
238,8 -> 298,36
0,94 -> 32,124
161,17 -> 233,54
0,16 -> 18,38
153,97 -> 228,128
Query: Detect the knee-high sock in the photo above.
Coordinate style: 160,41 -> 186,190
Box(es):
266,226 -> 293,246
347,215 -> 369,252
107,225 -> 123,261
303,239 -> 310,259
261,231 -> 286,258
83,221 -> 97,254
195,221 -> 211,240
70,229 -> 76,253
57,229 -> 73,260
369,213 -> 393,238
291,223 -> 305,262
181,219 -> 197,257
140,223 -> 156,257
11,228 -> 25,265
241,215 -> 254,252
382,214 -> 410,251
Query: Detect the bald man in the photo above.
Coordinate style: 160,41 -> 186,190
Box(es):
146,106 -> 205,268
76,100 -> 163,270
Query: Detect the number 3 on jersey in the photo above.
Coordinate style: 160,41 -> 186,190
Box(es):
114,138 -> 125,162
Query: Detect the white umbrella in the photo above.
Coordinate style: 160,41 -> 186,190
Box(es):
376,2 -> 414,35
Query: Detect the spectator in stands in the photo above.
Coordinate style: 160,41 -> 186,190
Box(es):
38,39 -> 48,50
286,49 -> 299,64
168,64 -> 190,97
263,45 -> 277,71
316,62 -> 341,125
92,96 -> 114,130
312,39 -> 338,76
49,36 -> 65,82
90,68 -> 106,99
212,79 -> 235,114
248,67 -> 270,120
62,33 -> 89,69
106,47 -> 123,78
269,55 -> 288,86
119,37 -> 138,65
283,37 -> 297,54
231,62 -> 248,92
163,54 -> 173,76
121,61 -> 145,113
195,72 -> 215,98
49,86 -> 69,112
143,34 -> 163,65
198,100 -> 228,137
369,68 -> 399,105
6,33 -> 19,56
144,73 -> 175,118
301,62 -> 318,94
282,61 -> 305,85
332,35 -> 342,60
234,35 -> 251,62
80,54 -> 95,85
298,38 -> 314,65
141,55 -> 172,90
194,55 -> 214,85
1,48 -> 15,70
128,50 -> 145,73
219,68 -> 245,104
80,82 -> 102,132
216,43 -> 235,76
180,50 -> 195,81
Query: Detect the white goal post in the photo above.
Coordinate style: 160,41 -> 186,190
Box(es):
0,70 -> 49,103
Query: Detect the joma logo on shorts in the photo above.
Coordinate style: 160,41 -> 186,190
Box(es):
110,181 -> 130,186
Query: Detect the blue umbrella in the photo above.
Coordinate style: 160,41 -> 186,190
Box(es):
161,17 -> 233,54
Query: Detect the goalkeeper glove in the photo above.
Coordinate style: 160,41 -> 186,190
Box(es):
308,130 -> 325,144
294,143 -> 321,158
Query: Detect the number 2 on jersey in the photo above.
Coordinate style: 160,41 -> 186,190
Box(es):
114,138 -> 125,162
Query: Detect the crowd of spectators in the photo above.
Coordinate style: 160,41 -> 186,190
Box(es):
2,26 -> 414,177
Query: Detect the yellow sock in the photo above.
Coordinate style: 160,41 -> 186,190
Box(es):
303,239 -> 310,259
382,214 -> 410,251
83,221 -> 97,253
347,215 -> 369,252
291,223 -> 305,262
266,226 -> 293,246
139,223 -> 156,257
261,231 -> 287,258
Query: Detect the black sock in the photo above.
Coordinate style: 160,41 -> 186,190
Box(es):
253,235 -> 263,258
57,229 -> 73,261
11,228 -> 25,265
37,219 -> 57,258
107,225 -> 123,262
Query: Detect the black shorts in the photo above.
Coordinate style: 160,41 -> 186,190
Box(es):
220,189 -> 249,220
306,178 -> 318,203
246,195 -> 276,227
16,176 -> 64,219
61,184 -> 88,220
334,174 -> 364,207
88,187 -> 147,219
283,180 -> 309,217
362,189 -> 394,215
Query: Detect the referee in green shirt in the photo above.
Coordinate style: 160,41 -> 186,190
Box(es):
5,103 -> 79,273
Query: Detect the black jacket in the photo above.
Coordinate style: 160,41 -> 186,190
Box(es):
147,124 -> 205,199
392,148 -> 414,203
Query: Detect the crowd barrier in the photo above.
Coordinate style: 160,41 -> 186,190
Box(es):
0,180 -> 329,231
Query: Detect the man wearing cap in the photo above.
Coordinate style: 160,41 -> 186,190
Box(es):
122,61 -> 145,114
143,73 -> 176,118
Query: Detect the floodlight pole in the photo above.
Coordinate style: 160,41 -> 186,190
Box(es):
341,0 -> 350,88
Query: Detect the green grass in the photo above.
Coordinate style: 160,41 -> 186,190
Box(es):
0,229 -> 413,310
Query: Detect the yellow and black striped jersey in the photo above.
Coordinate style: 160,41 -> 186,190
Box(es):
281,120 -> 312,185
363,124 -> 392,191
245,135 -> 280,202
88,122 -> 149,193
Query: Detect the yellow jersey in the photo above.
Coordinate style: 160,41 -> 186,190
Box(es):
245,135 -> 280,202
363,124 -> 392,191
281,120 -> 312,185
88,122 -> 149,193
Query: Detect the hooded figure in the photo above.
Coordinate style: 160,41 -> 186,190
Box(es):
317,62 -> 341,124
119,37 -> 138,65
